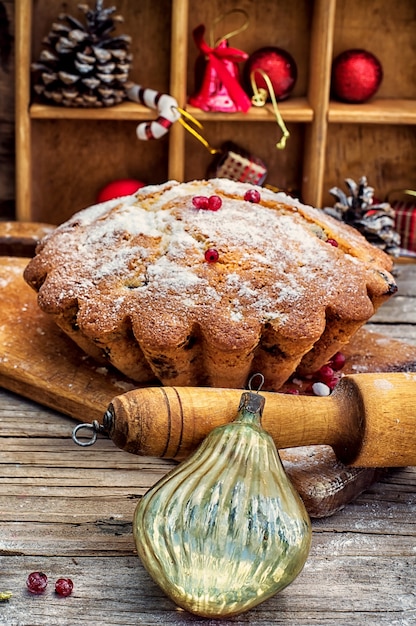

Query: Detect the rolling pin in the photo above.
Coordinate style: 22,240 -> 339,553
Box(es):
73,372 -> 416,467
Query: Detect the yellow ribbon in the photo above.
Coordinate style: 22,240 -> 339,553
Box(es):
210,8 -> 250,48
250,69 -> 290,150
387,188 -> 416,202
175,107 -> 220,155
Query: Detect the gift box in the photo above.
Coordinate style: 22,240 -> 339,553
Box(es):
392,200 -> 416,255
209,142 -> 268,185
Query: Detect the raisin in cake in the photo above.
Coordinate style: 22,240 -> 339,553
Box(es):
23,179 -> 397,391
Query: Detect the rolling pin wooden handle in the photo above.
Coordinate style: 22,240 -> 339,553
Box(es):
106,383 -> 362,462
105,372 -> 416,466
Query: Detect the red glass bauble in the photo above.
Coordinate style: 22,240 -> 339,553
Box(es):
97,179 -> 145,203
331,49 -> 383,103
244,47 -> 297,101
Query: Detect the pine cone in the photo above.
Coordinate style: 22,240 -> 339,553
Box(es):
323,176 -> 401,257
31,1 -> 133,108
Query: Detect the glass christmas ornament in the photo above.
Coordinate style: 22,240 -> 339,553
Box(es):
331,49 -> 383,103
244,47 -> 297,102
133,376 -> 312,618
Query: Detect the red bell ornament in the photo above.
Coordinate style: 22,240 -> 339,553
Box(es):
189,24 -> 251,113
244,47 -> 297,102
331,49 -> 383,103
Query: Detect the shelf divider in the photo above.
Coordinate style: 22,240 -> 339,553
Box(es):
301,0 -> 337,207
15,0 -> 32,221
168,0 -> 189,182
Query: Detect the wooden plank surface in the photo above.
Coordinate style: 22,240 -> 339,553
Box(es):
0,390 -> 415,625
0,259 -> 415,625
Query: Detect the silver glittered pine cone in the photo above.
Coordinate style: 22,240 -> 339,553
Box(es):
31,1 -> 133,108
323,176 -> 401,257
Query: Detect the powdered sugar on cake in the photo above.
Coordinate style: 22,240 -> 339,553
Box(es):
33,179 -> 393,334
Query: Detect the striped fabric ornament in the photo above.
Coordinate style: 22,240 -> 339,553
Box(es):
392,200 -> 416,254
127,84 -> 181,141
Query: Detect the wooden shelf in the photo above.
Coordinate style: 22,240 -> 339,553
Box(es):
15,0 -> 416,223
186,99 -> 314,123
30,102 -> 157,121
328,99 -> 416,124
29,99 -> 314,123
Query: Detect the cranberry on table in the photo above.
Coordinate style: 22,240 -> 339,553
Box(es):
330,351 -> 346,371
55,578 -> 74,597
26,571 -> 48,594
318,364 -> 335,384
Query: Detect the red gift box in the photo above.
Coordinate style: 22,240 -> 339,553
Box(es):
209,142 -> 268,185
392,200 -> 416,254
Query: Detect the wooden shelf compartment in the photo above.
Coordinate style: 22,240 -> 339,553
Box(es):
15,0 -> 416,223
322,123 -> 416,207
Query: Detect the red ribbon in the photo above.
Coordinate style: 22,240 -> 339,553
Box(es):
191,24 -> 251,113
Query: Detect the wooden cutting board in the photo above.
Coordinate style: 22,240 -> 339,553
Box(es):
1,256 -> 416,517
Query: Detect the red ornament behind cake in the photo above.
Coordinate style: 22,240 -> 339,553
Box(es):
331,49 -> 383,103
97,179 -> 145,203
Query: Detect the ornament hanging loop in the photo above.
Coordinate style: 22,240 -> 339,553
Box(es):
210,8 -> 250,48
175,107 -> 221,155
241,373 -> 266,415
250,69 -> 290,150
248,372 -> 265,393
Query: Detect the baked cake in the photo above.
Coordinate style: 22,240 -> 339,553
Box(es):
23,179 -> 397,391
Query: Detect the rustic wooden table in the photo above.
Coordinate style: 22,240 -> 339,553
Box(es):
1,260 -> 415,626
